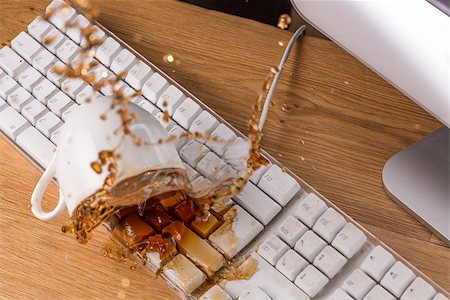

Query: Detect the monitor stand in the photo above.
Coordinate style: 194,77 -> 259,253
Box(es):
383,127 -> 449,245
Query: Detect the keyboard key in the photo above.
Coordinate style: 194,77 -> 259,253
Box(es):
142,72 -> 169,103
180,140 -> 209,167
364,285 -> 395,300
46,0 -> 76,31
66,14 -> 90,44
433,294 -> 449,300
196,152 -> 226,177
249,163 -> 270,184
27,16 -> 52,42
295,264 -> 329,298
233,181 -> 281,225
258,164 -> 301,206
294,193 -> 328,228
75,84 -> 98,104
400,277 -> 436,300
47,91 -> 73,116
7,87 -> 33,111
47,61 -> 67,86
313,207 -> 347,243
343,269 -> 376,300
61,77 -> 85,99
380,262 -> 416,298
0,106 -> 30,140
190,176 -> 214,195
0,46 -> 28,77
329,288 -> 354,300
0,98 -> 6,111
80,25 -> 106,48
155,111 -> 175,130
277,215 -> 308,247
206,123 -> 237,156
183,163 -> 200,182
275,249 -> 308,281
16,126 -> 55,168
238,286 -> 271,300
17,66 -> 43,92
43,27 -> 66,54
163,254 -> 206,293
32,49 -> 57,74
223,253 -> 310,300
313,245 -> 347,279
332,223 -> 367,258
95,37 -> 122,67
33,79 -> 57,104
199,285 -> 232,300
173,97 -> 202,129
361,245 -> 396,281
12,32 -> 43,63
191,213 -> 220,239
168,125 -> 188,150
56,39 -> 79,64
136,98 -> 159,115
36,111 -> 62,137
157,85 -> 185,116
223,137 -> 250,170
61,103 -> 79,121
111,48 -> 136,74
126,60 -> 152,89
294,230 -> 327,263
0,75 -> 18,99
21,99 -> 48,125
50,124 -> 63,145
209,205 -> 263,259
189,111 -> 219,139
257,235 -> 289,266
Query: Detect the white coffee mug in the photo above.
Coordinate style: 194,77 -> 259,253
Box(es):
31,96 -> 185,221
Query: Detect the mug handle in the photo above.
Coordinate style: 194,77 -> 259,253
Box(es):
31,154 -> 66,221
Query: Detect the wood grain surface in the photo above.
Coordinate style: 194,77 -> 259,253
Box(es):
0,0 -> 448,299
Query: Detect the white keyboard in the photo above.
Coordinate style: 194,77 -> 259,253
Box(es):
0,1 -> 448,299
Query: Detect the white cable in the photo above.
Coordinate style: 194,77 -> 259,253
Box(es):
258,25 -> 306,131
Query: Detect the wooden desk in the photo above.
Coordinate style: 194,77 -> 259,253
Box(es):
0,0 -> 448,298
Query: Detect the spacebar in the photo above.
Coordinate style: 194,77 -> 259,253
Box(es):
16,127 -> 55,169
223,252 -> 310,300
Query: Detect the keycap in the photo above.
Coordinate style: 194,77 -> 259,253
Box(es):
180,140 -> 209,167
196,152 -> 225,177
206,123 -> 237,156
381,262 -> 416,298
163,222 -> 224,276
21,99 -> 48,125
329,289 -> 354,300
0,98 -> 6,111
126,60 -> 152,89
295,264 -> 329,297
111,48 -> 136,74
157,85 -> 185,116
36,111 -> 62,137
27,16 -> 52,42
33,79 -> 57,104
136,98 -> 159,116
277,216 -> 307,248
11,32 -> 42,63
250,163 -> 270,184
223,253 -> 310,300
47,61 -> 67,86
61,103 -> 79,121
294,193 -> 328,228
66,14 -> 90,44
173,97 -> 202,129
43,27 -> 66,54
189,110 -> 219,139
61,77 -> 86,99
400,277 -> 436,300
16,126 -> 55,168
209,205 -> 263,259
343,269 -> 376,300
32,49 -> 56,74
313,207 -> 347,243
360,246 -> 396,281
0,106 -> 30,140
238,286 -> 271,300
433,294 -> 449,300
199,285 -> 232,300
190,176 -> 214,195
0,75 -> 18,99
46,0 -> 76,31
191,213 -> 220,239
75,84 -> 98,104
294,230 -> 327,262
275,249 -> 308,281
233,181 -> 281,225
80,25 -> 106,48
332,222 -> 367,258
17,66 -> 43,92
155,111 -> 175,130
362,285 -> 395,300
7,87 -> 33,111
0,46 -> 28,77
89,63 -> 113,84
56,39 -> 79,64
95,37 -> 122,67
258,165 -> 301,206
168,125 -> 188,150
183,163 -> 200,181
113,214 -> 156,251
163,254 -> 206,293
257,235 -> 290,266
313,245 -> 347,279
47,91 -> 73,116
223,137 -> 250,169
142,72 -> 169,103
50,125 -> 63,145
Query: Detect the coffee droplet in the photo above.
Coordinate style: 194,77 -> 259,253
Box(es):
91,161 -> 102,174
277,14 -> 291,30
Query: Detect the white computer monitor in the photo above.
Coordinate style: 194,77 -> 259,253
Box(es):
291,0 -> 450,244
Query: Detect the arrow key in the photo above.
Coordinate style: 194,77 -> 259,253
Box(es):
360,246 -> 395,281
